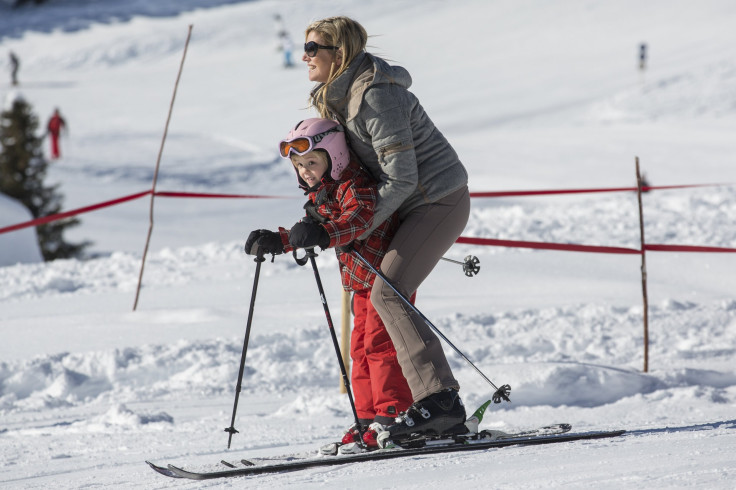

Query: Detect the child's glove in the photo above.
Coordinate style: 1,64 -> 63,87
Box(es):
289,221 -> 330,250
244,229 -> 283,256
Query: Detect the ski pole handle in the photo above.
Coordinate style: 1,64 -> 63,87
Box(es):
292,248 -> 310,266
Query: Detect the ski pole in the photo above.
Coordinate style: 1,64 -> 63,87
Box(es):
224,248 -> 267,448
294,248 -> 365,438
351,249 -> 511,404
440,255 -> 480,277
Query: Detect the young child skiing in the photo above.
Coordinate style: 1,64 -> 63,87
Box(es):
245,118 -> 413,453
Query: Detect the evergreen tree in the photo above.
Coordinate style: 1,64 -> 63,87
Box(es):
0,95 -> 88,260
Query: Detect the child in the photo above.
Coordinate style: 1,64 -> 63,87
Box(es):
245,118 -> 412,453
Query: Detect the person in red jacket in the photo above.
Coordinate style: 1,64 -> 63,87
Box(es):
46,108 -> 67,159
245,118 -> 412,454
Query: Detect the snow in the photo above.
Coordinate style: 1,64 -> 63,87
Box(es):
1,0 -> 736,488
0,193 -> 43,266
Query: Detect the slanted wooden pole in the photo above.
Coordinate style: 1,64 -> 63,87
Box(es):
635,157 -> 650,372
133,25 -> 193,311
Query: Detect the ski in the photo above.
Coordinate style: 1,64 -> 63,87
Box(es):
485,422 -> 572,440
147,428 -> 625,480
320,422 -> 573,455
147,461 -> 181,478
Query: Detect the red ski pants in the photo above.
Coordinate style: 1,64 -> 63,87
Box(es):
50,133 -> 61,159
350,289 -> 413,424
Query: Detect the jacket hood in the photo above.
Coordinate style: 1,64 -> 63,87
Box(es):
315,52 -> 412,122
367,52 -> 412,89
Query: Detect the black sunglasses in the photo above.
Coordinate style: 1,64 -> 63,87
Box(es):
304,41 -> 339,57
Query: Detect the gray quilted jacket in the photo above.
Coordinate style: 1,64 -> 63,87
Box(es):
318,52 -> 468,237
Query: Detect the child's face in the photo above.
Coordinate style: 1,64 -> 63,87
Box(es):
292,151 -> 329,187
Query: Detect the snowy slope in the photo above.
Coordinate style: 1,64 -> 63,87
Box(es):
0,193 -> 42,266
1,0 -> 736,488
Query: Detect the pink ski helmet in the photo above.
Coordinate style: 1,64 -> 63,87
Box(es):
279,118 -> 350,182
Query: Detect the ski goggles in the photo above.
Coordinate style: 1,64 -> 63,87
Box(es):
304,41 -> 339,57
279,126 -> 343,158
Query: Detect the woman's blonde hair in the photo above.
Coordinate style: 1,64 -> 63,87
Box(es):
306,16 -> 368,118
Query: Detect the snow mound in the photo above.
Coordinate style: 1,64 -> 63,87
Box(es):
86,404 -> 174,431
2,300 -> 734,415
0,241 -> 245,301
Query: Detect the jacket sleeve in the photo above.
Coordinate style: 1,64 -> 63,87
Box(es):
321,180 -> 377,248
359,83 -> 419,232
277,226 -> 294,253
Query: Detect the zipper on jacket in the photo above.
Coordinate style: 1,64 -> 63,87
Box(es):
378,141 -> 413,165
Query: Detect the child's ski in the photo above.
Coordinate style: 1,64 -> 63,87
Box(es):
147,428 -> 625,480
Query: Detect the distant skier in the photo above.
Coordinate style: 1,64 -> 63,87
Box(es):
280,31 -> 295,68
639,43 -> 647,71
46,108 -> 68,159
9,51 -> 20,86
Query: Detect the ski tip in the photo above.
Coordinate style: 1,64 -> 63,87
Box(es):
146,460 -> 182,478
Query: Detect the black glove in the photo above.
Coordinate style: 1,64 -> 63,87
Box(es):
245,230 -> 266,254
289,220 -> 330,250
244,229 -> 283,256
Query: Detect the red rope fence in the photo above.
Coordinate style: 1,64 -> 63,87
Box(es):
0,190 -> 152,234
0,190 -> 292,235
2,183 -> 735,254
455,236 -> 642,254
643,244 -> 736,253
3,171 -> 733,373
455,237 -> 736,254
154,191 -> 290,199
467,182 -> 722,198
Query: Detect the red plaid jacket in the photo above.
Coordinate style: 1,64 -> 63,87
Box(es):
279,158 -> 398,292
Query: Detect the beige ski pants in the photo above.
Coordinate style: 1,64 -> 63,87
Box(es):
370,186 -> 470,402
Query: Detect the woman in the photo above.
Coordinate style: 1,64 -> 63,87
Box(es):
302,16 -> 471,446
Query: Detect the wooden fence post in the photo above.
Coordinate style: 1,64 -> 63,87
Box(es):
133,25 -> 193,311
636,157 -> 650,372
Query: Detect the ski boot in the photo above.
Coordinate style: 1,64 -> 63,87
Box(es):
376,389 -> 467,448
